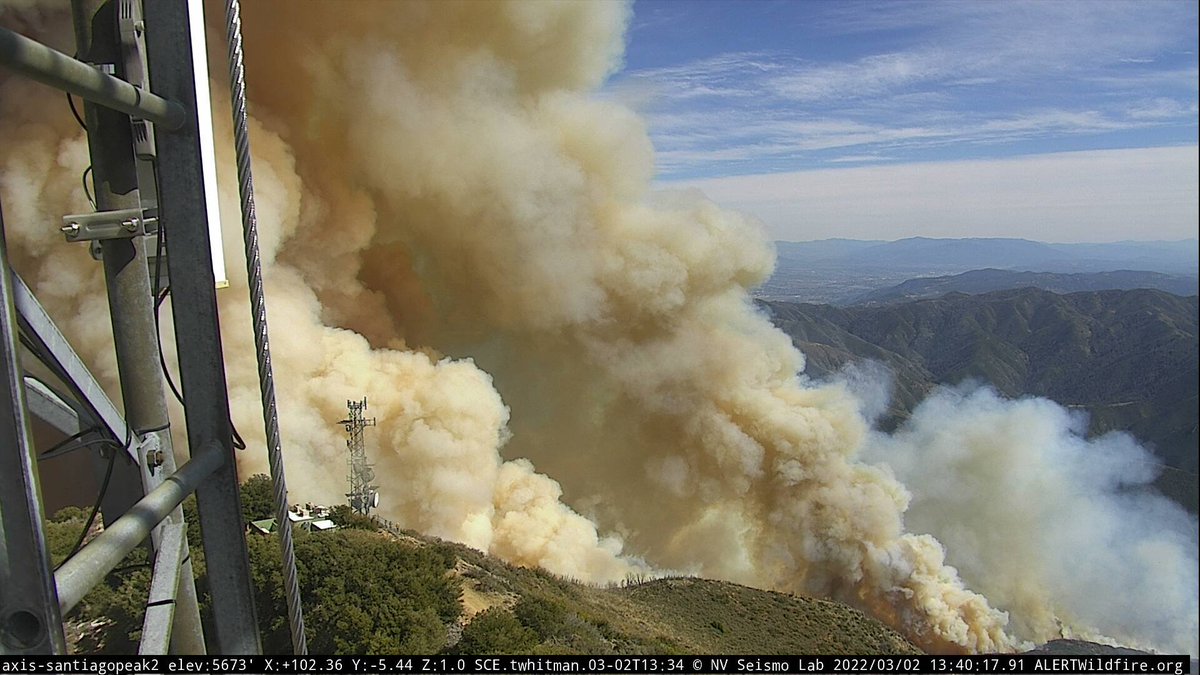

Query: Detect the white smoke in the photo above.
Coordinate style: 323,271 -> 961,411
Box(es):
865,385 -> 1199,654
825,358 -> 897,425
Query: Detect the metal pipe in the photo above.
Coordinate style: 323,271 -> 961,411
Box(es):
0,25 -> 185,130
53,446 -> 221,616
70,0 -> 207,652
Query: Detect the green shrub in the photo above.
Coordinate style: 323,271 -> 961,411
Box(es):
50,505 -> 90,523
239,474 -> 274,523
454,608 -> 538,655
513,595 -> 569,641
327,504 -> 378,531
248,530 -> 462,654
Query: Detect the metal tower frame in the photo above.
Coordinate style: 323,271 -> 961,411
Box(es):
340,398 -> 378,515
1,0 -> 261,655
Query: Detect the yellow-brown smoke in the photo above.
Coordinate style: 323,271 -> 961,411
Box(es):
2,1 -> 1195,655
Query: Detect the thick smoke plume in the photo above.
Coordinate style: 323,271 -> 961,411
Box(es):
865,385 -> 1199,654
2,1 -> 1195,655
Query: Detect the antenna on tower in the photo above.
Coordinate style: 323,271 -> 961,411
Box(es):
339,398 -> 378,515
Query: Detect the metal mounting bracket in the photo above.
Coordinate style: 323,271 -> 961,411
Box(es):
61,208 -> 156,243
119,0 -> 157,161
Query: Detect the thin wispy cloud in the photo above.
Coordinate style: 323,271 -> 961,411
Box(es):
827,154 -> 895,164
645,106 -> 1174,178
768,52 -> 946,103
609,0 -> 1199,182
1127,98 -> 1199,120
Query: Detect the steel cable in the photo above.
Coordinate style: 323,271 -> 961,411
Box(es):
221,0 -> 307,655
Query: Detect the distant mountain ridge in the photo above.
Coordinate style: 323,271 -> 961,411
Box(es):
844,237 -> 1068,269
852,269 -> 1199,305
775,238 -> 884,263
780,236 -> 1199,273
760,287 -> 1199,511
760,237 -> 1199,304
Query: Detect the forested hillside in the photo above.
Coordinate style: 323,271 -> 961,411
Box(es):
761,288 -> 1199,510
50,483 -> 919,655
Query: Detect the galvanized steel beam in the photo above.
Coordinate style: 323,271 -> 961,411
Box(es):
0,210 -> 68,656
23,376 -> 87,440
11,272 -> 131,452
139,521 -> 185,655
143,0 -> 262,654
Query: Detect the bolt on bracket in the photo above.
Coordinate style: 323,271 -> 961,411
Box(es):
61,208 -> 157,243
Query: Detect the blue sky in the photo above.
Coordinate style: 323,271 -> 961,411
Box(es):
606,0 -> 1199,243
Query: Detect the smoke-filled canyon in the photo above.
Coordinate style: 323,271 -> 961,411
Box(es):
1,0 -> 1195,656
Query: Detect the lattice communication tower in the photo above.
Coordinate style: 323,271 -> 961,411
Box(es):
340,398 -> 378,515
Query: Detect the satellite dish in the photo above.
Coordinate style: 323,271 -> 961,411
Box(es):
371,491 -> 380,509
364,468 -> 375,483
